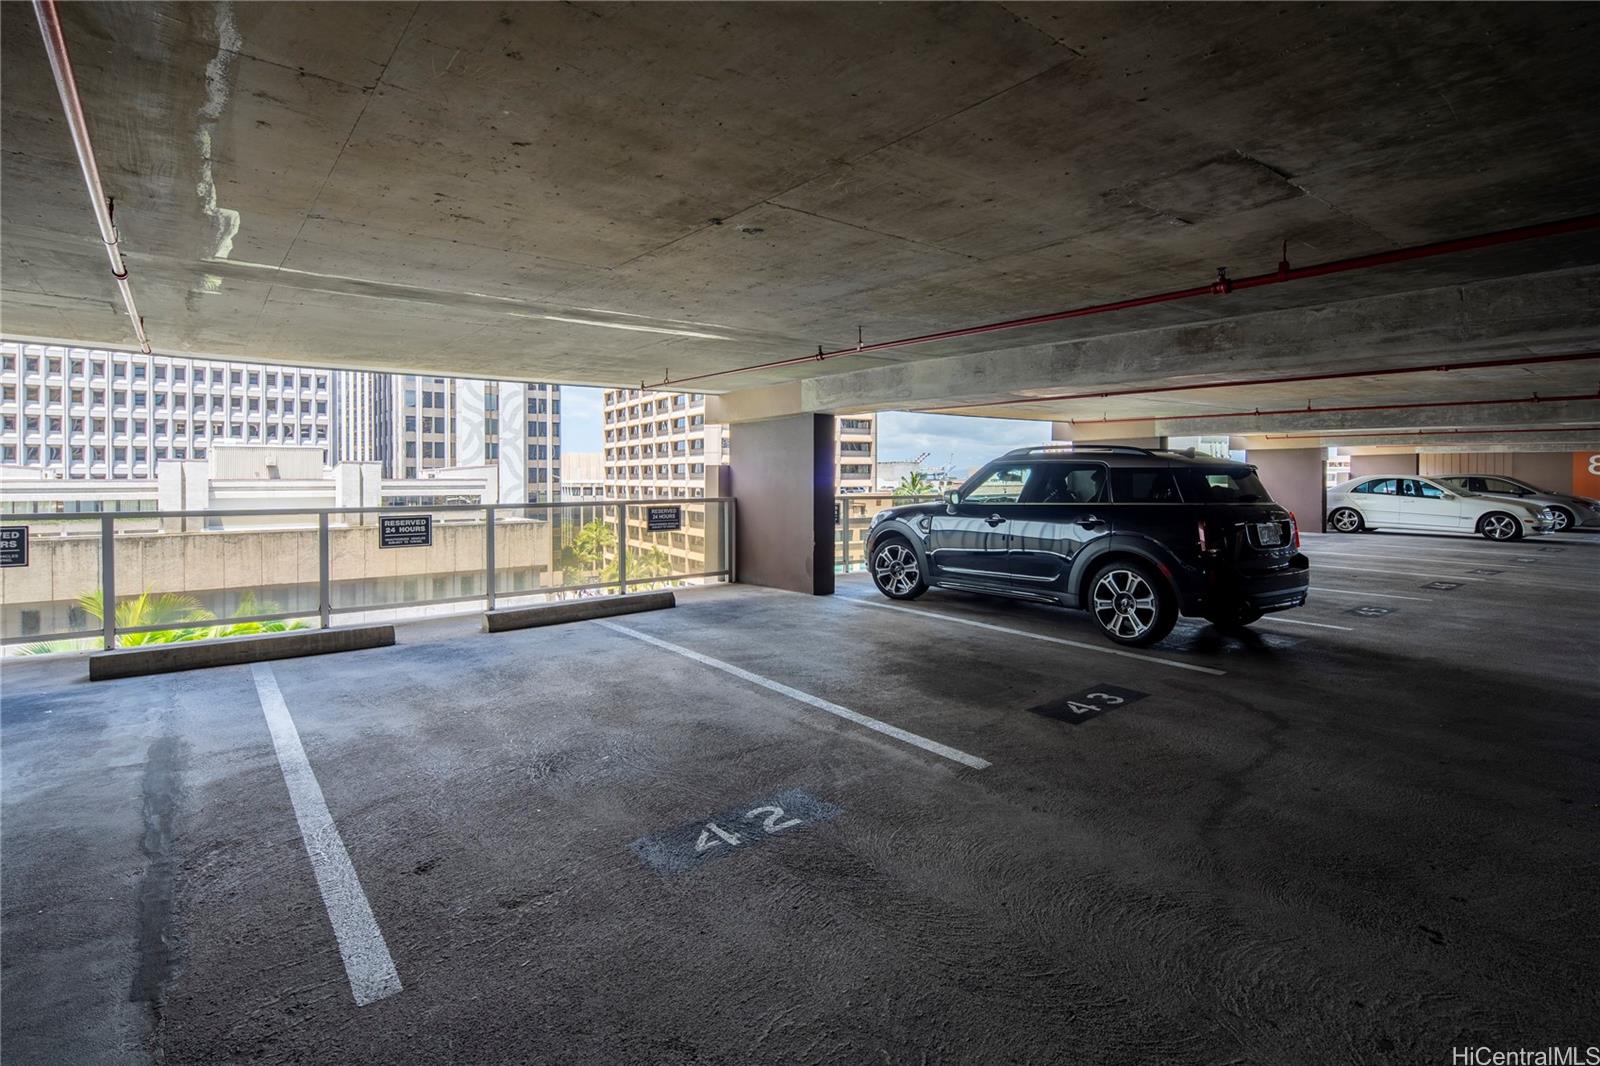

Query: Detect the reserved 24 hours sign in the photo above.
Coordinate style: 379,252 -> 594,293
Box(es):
0,526 -> 26,568
379,515 -> 433,548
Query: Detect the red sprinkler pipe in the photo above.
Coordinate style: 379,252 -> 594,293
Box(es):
650,213 -> 1600,390
932,350 -> 1600,413
1265,425 -> 1600,441
1064,392 -> 1600,428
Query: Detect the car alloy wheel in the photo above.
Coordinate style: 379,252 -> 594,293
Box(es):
1330,507 -> 1362,533
1550,508 -> 1572,532
1091,568 -> 1158,640
1481,513 -> 1519,541
873,541 -> 921,597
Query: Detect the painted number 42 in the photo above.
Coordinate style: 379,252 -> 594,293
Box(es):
695,805 -> 802,852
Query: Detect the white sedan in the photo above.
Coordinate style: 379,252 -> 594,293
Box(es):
1326,475 -> 1557,541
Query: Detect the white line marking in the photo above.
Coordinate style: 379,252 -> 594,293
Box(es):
593,620 -> 991,770
1313,563 -> 1484,582
1310,586 -> 1433,602
841,597 -> 1227,676
1256,616 -> 1353,631
251,664 -> 401,1006
1306,550 -> 1524,568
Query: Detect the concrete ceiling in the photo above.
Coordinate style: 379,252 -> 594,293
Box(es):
3,2 -> 1599,446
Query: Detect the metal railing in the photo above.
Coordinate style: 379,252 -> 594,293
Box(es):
834,493 -> 940,573
0,498 -> 734,650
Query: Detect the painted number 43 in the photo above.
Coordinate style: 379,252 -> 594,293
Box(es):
1065,691 -> 1124,717
695,805 -> 803,852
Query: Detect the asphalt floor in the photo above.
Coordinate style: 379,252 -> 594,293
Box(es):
2,528 -> 1596,1064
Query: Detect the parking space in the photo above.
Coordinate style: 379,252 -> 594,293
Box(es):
3,529 -> 1597,1064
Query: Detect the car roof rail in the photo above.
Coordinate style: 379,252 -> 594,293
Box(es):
1002,444 -> 1156,458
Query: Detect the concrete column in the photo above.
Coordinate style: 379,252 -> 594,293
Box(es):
1246,448 -> 1327,533
730,414 -> 835,595
156,459 -> 185,532
1350,453 -> 1418,479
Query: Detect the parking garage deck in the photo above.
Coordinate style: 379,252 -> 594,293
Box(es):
3,531 -> 1597,1065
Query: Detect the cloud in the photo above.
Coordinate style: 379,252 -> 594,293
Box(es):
877,411 -> 1049,476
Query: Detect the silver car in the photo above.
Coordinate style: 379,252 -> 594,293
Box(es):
1435,475 -> 1600,533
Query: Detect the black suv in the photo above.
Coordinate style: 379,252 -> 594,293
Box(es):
864,445 -> 1310,646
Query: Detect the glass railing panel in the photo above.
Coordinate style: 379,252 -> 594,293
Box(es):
107,510 -> 321,645
834,494 -> 938,573
326,506 -> 488,625
619,499 -> 729,590
1,515 -> 104,654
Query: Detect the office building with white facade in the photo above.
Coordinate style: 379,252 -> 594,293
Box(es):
0,340 -> 332,480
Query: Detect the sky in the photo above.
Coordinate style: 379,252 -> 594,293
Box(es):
560,386 -> 1046,480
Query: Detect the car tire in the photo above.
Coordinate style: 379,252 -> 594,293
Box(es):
870,535 -> 927,600
1205,603 -> 1264,630
1549,506 -> 1574,532
1329,507 -> 1364,533
1477,512 -> 1523,541
1087,561 -> 1177,647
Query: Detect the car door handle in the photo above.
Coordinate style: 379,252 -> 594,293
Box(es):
984,514 -> 1006,527
1073,514 -> 1105,527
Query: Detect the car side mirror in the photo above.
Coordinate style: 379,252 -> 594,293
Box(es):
944,490 -> 961,510
1443,493 -> 1456,500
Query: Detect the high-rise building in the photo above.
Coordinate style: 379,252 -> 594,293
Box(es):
600,388 -> 875,497
331,369 -> 390,465
837,415 -> 877,493
385,374 -> 561,503
601,389 -> 727,499
0,340 -> 332,479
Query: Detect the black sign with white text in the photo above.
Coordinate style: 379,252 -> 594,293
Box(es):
0,526 -> 27,568
646,506 -> 682,532
379,514 -> 433,548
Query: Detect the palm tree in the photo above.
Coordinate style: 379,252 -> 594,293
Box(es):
18,589 -> 307,655
623,545 -> 674,589
894,470 -> 939,499
19,589 -> 212,654
572,518 -> 616,569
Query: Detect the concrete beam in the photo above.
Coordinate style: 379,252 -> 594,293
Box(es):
1066,398 -> 1600,439
794,267 -> 1600,415
89,625 -> 395,680
704,381 -> 804,425
1245,431 -> 1598,451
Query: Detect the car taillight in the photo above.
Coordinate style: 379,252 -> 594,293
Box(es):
1288,511 -> 1300,549
1197,518 -> 1213,555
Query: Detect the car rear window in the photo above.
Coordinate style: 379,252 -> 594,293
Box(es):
1110,468 -> 1183,503
1176,467 -> 1272,503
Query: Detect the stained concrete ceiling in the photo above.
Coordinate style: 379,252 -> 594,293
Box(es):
2,2 -> 1599,446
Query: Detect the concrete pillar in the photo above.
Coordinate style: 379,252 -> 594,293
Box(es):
333,462 -> 383,524
1350,453 -> 1418,479
156,460 -> 185,532
730,414 -> 835,595
1246,448 -> 1327,533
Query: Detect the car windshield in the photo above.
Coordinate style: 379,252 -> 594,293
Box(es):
1178,467 -> 1271,503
